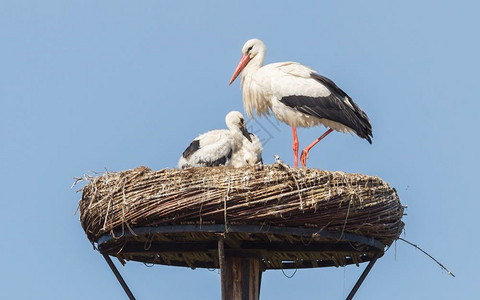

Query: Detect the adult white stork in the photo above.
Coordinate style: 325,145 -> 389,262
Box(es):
229,38 -> 372,168
178,111 -> 260,168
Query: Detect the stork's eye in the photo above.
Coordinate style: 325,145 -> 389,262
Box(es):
247,46 -> 253,53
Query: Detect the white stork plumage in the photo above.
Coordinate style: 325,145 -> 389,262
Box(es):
230,132 -> 263,167
229,38 -> 372,168
178,111 -> 262,168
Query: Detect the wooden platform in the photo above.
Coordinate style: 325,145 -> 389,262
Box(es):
98,224 -> 384,269
77,164 -> 404,299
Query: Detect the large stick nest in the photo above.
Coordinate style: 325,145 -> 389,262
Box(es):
78,164 -> 404,247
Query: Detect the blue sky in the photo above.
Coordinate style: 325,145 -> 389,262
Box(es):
1,1 -> 478,299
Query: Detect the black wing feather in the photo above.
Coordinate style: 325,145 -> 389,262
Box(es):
197,148 -> 233,167
182,139 -> 200,160
279,73 -> 372,143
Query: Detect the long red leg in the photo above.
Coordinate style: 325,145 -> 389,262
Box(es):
300,128 -> 334,167
292,127 -> 299,168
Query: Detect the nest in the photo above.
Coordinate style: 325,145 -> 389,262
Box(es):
79,164 -> 404,247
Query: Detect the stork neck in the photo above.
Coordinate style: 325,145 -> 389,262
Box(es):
227,126 -> 246,144
241,52 -> 264,81
226,123 -> 238,132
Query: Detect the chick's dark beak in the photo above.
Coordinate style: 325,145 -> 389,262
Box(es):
240,126 -> 253,142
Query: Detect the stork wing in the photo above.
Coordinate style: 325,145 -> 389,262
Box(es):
180,130 -> 235,167
264,63 -> 372,143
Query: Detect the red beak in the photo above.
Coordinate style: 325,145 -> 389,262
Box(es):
229,54 -> 251,85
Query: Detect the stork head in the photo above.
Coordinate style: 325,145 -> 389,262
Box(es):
229,39 -> 266,85
225,111 -> 253,142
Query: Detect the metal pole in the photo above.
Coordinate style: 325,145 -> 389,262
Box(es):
218,236 -> 227,300
346,255 -> 379,300
102,254 -> 136,300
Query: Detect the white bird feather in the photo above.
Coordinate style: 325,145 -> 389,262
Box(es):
178,111 -> 263,168
229,38 -> 372,167
230,133 -> 263,167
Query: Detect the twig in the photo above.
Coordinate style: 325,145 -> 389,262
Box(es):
336,199 -> 352,242
274,155 -> 304,210
398,238 -> 455,277
281,268 -> 298,278
224,171 -> 231,232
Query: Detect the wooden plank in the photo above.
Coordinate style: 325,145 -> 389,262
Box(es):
230,257 -> 242,298
100,238 -> 380,254
249,259 -> 261,300
218,236 -> 227,300
224,257 -> 262,300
